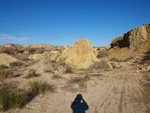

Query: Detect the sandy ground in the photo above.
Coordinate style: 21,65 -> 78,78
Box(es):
2,61 -> 150,113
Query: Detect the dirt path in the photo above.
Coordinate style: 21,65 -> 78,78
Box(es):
86,63 -> 150,113
8,62 -> 150,113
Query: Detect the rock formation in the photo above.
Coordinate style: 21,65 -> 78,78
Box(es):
109,24 -> 150,59
0,53 -> 19,66
57,39 -> 98,69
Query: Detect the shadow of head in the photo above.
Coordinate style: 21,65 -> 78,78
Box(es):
71,94 -> 89,113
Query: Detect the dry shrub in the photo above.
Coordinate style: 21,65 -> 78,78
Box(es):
10,61 -> 23,67
110,57 -> 121,62
27,69 -> 39,78
65,66 -> 73,73
69,74 -> 90,88
90,60 -> 111,70
97,51 -> 108,58
0,64 -> 8,69
52,74 -> 61,79
0,70 -> 13,81
0,87 -> 26,111
29,80 -> 55,96
110,56 -> 134,62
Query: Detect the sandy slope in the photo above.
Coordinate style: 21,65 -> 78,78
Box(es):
4,62 -> 150,113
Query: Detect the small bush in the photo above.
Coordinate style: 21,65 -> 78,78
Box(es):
27,69 -> 38,78
29,81 -> 54,96
69,74 -> 89,89
70,77 -> 82,84
10,61 -> 23,67
110,57 -> 121,62
70,74 -> 91,84
84,73 -> 90,81
52,74 -> 61,79
51,60 -> 56,63
90,60 -> 111,70
0,88 -> 26,111
123,56 -> 134,62
0,64 -> 8,69
0,70 -> 13,81
21,58 -> 30,61
65,66 -> 73,73
97,51 -> 108,58
44,69 -> 53,73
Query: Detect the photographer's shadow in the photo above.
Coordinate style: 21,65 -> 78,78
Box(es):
71,94 -> 89,113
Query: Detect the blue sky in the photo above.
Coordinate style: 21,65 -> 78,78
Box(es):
0,0 -> 150,46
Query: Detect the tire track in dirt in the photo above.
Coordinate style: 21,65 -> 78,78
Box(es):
92,62 -> 150,113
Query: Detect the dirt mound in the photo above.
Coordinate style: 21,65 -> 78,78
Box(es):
2,43 -> 23,49
0,53 -> 19,66
109,24 -> 150,59
57,39 -> 98,69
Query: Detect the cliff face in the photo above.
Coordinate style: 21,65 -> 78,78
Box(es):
111,24 -> 150,50
109,24 -> 150,59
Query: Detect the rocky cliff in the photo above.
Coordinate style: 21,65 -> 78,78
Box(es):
109,24 -> 150,59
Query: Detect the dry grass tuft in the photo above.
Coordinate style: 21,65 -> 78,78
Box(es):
27,69 -> 39,78
0,70 -> 13,81
52,74 -> 61,79
0,87 -> 26,111
69,74 -> 90,88
90,60 -> 111,70
29,80 -> 55,96
0,64 -> 8,69
65,66 -> 73,73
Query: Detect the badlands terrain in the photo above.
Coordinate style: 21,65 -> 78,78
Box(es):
0,24 -> 150,113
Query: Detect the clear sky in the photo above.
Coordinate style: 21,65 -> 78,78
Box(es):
0,0 -> 150,46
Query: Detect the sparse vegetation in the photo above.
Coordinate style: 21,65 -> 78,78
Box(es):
29,80 -> 55,96
69,74 -> 90,88
0,70 -> 13,81
110,57 -> 121,62
97,51 -> 108,58
51,60 -> 56,63
52,74 -> 61,79
10,61 -> 23,67
90,60 -> 111,70
0,87 -> 26,111
84,73 -> 90,81
27,69 -> 38,78
0,64 -> 8,69
79,81 -> 87,88
44,68 -> 53,73
65,66 -> 73,73
110,56 -> 134,62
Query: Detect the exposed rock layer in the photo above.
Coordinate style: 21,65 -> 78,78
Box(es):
109,24 -> 150,59
57,39 -> 98,69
